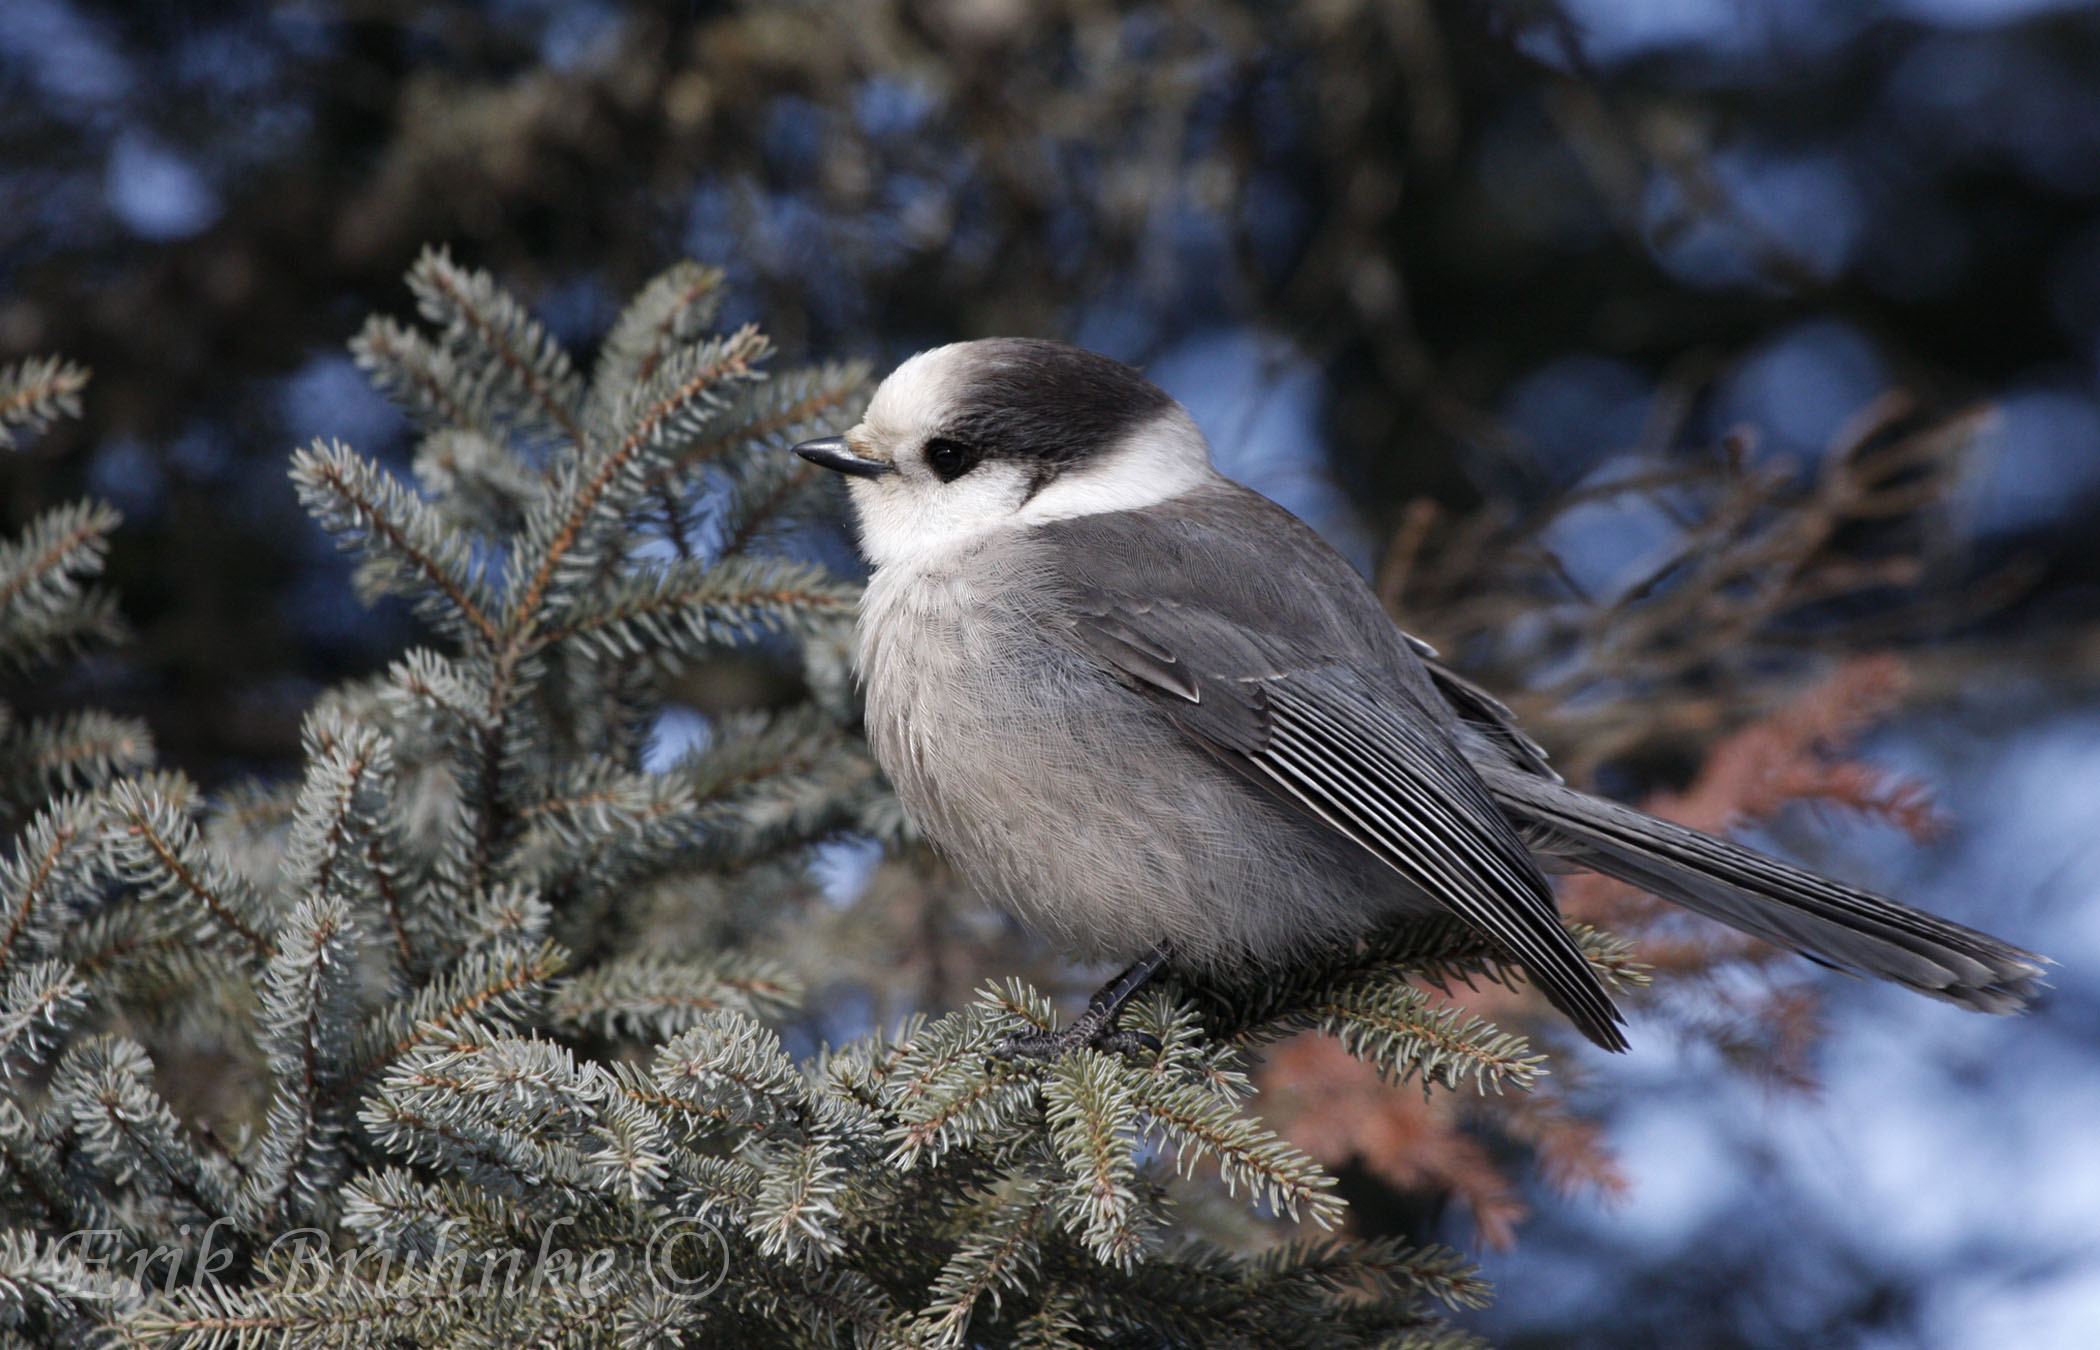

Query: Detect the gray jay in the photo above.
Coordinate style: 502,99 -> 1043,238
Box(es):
794,338 -> 2046,1057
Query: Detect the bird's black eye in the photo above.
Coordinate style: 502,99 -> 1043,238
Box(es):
923,436 -> 983,482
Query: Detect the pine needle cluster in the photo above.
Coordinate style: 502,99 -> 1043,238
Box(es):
0,255 -> 1567,1347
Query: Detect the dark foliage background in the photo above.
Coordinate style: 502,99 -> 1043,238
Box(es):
4,1 -> 2097,1344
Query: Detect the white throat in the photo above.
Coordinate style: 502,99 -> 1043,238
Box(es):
846,406 -> 1219,572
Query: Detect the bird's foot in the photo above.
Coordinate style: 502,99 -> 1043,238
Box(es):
993,1004 -> 1161,1061
991,943 -> 1173,1061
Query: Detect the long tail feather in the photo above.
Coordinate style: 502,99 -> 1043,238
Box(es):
1478,765 -> 2048,1014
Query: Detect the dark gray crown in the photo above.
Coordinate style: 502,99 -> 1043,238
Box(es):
937,339 -> 1176,468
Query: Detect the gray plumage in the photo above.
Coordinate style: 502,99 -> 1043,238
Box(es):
803,338 -> 2046,1052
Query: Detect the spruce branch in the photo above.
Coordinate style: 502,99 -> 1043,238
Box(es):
618,324 -> 773,457
908,1194 -> 1047,1349
721,1256 -> 899,1345
451,326 -> 780,895
107,1265 -> 463,1350
1568,921 -> 1652,991
340,1166 -> 514,1260
478,1269 -> 668,1350
548,953 -> 800,1042
1042,1050 -> 1150,1267
683,706 -> 866,807
0,501 -> 125,669
538,555 -> 859,661
1067,1236 -> 1487,1350
883,993 -> 1044,1172
449,884 -> 555,962
279,712 -> 393,910
675,707 -> 885,866
670,359 -> 870,476
0,1228 -> 140,1336
0,961 -> 86,1080
351,314 -> 498,439
1007,1290 -> 1088,1350
507,760 -> 692,887
290,440 -> 501,647
0,357 -> 90,450
514,761 -> 678,836
360,1034 -> 595,1202
647,1010 -> 808,1142
597,1063 -> 771,1194
548,638 -> 659,771
58,908 -> 225,1001
1129,1063 -> 1344,1228
405,245 -> 587,452
634,361 -> 866,560
340,939 -> 566,1105
391,649 -> 521,905
518,708 -> 881,899
1302,978 -> 1546,1096
1,710 -> 153,811
56,1036 -> 240,1228
274,705 -> 425,975
99,779 -> 275,960
1053,1241 -> 1284,1346
363,806 -> 421,977
382,648 -> 493,730
1247,1236 -> 1492,1314
413,427 -> 544,537
747,1135 -> 849,1262
715,454 -> 822,560
512,324 -> 772,634
580,1090 -> 675,1203
245,897 -> 361,1230
0,796 -> 100,975
584,261 -> 727,438
0,1096 -> 112,1237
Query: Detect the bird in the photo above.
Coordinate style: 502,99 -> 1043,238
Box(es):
793,338 -> 2047,1057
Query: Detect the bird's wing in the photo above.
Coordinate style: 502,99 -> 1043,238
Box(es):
1060,587 -> 1626,1050
1419,657 -> 1561,782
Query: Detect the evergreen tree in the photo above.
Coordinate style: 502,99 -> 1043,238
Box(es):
0,254 -> 1614,1346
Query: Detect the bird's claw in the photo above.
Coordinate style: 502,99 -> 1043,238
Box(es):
1091,1028 -> 1163,1057
992,1018 -> 1161,1062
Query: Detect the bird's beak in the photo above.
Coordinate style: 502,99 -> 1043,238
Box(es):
793,436 -> 894,480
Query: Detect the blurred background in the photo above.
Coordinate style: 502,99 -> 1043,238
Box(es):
3,1 -> 2098,1344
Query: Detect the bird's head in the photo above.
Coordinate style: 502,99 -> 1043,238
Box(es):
794,338 -> 1215,568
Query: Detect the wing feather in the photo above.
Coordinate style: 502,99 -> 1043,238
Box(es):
1423,658 -> 1560,782
1264,689 -> 1624,1047
1063,594 -> 1627,1050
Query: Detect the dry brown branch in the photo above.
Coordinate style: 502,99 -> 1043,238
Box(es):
1384,391 -> 2006,780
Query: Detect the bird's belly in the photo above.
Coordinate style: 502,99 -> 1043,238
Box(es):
857,570 -> 1427,975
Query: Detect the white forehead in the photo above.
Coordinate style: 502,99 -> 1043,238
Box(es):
861,342 -> 975,441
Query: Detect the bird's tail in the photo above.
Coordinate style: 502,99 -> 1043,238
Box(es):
1477,765 -> 2048,1014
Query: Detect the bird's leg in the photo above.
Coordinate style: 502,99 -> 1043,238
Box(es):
995,943 -> 1173,1060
